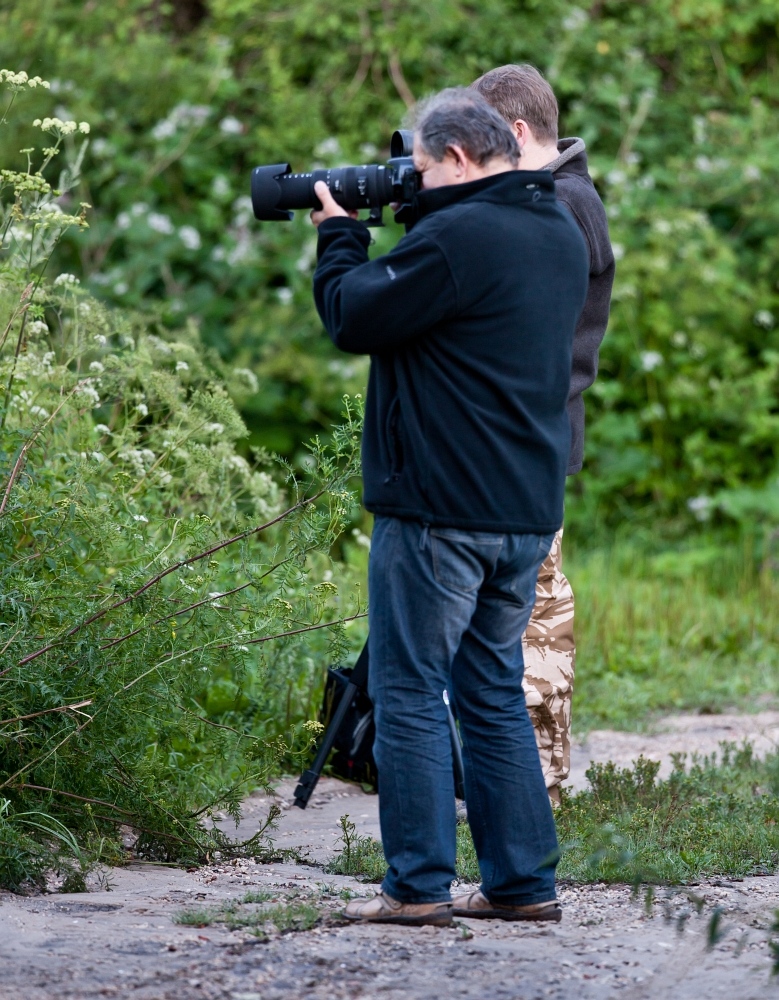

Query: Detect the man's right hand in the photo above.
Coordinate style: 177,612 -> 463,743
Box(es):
310,181 -> 357,228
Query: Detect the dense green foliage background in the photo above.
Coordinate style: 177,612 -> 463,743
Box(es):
1,0 -> 778,534
2,2 -> 779,891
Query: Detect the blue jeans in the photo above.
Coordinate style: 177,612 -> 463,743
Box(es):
368,516 -> 559,905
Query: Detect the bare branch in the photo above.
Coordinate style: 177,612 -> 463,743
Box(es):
221,611 -> 367,648
0,699 -> 92,727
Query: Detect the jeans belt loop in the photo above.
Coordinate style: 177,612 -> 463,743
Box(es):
419,522 -> 430,551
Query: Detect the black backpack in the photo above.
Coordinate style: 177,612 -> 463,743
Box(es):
294,642 -> 464,808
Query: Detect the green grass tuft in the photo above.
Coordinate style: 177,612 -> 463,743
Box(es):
329,747 -> 779,887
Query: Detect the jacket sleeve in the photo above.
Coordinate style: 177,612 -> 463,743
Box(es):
556,187 -> 615,402
313,216 -> 458,354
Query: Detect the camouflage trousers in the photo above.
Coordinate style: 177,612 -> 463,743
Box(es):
522,528 -> 575,799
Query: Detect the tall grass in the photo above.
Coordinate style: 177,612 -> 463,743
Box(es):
568,536 -> 779,730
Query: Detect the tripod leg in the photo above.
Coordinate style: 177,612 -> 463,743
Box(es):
444,691 -> 465,801
293,680 -> 358,809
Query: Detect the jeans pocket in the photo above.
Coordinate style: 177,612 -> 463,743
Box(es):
430,529 -> 497,594
507,533 -> 556,607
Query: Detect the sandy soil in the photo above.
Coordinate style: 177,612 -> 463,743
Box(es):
1,712 -> 778,1000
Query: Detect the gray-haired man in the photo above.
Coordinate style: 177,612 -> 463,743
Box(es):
310,88 -> 588,926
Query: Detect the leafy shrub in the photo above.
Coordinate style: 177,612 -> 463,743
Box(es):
1,2 -> 778,528
0,73 -> 363,891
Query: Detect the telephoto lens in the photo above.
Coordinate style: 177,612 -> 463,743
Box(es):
251,163 -> 394,223
251,133 -> 418,227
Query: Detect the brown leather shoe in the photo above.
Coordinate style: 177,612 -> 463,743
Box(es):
343,891 -> 453,927
452,889 -> 561,922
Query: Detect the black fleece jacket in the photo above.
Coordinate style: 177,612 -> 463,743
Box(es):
548,138 -> 615,474
314,170 -> 588,534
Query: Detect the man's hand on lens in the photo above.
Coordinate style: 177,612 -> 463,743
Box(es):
310,181 -> 358,227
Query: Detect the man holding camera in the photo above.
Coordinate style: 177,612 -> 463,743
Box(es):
310,87 -> 587,927
473,65 -> 615,806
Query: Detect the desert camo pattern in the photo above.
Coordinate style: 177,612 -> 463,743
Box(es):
522,528 -> 575,795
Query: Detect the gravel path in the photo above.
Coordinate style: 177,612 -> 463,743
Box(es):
1,712 -> 778,1000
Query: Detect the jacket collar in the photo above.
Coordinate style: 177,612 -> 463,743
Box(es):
545,137 -> 588,177
415,169 -> 555,219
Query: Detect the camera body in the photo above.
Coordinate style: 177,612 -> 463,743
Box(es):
251,130 -> 418,227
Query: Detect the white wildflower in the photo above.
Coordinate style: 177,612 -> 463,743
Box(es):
611,243 -> 625,261
653,219 -> 672,235
79,122 -> 90,134
754,310 -> 775,329
351,528 -> 371,549
359,142 -> 378,159
113,281 -> 129,295
695,155 -> 712,173
116,211 -> 131,230
640,350 -> 663,372
211,246 -> 226,261
95,424 -> 111,435
94,334 -> 107,346
671,331 -> 687,348
136,402 -> 149,417
75,383 -> 101,406
233,367 -> 259,393
42,351 -> 56,367
562,7 -> 588,31
133,514 -> 149,523
28,320 -> 49,336
276,287 -> 293,305
176,360 -> 190,372
156,471 -> 172,486
219,116 -> 243,135
147,212 -> 174,235
152,119 -> 176,141
227,454 -> 249,472
315,137 -> 340,157
54,272 -> 79,286
743,165 -> 761,182
178,225 -> 201,250
687,496 -> 712,521
211,175 -> 231,199
131,202 -> 148,216
89,361 -> 104,373
29,405 -> 49,418
204,422 -> 224,434
90,451 -> 105,462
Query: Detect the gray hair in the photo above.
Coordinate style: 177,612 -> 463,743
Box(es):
411,87 -> 519,167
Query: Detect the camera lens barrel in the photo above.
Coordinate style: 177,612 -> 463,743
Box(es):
251,156 -> 418,223
252,163 -> 395,221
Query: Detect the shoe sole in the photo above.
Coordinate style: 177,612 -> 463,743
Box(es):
452,904 -> 562,923
343,911 -> 454,927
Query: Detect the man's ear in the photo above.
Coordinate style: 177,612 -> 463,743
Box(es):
513,119 -> 530,148
446,144 -> 469,176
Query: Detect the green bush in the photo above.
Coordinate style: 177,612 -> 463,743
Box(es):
0,76 -> 363,891
1,2 -> 777,528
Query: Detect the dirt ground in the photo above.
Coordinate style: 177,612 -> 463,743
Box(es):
2,711 -> 778,1000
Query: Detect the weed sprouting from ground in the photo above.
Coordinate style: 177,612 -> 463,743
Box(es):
172,896 -> 319,934
328,746 -> 779,887
324,815 -> 386,881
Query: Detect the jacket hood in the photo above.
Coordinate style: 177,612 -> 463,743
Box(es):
545,137 -> 588,177
415,169 -> 555,219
